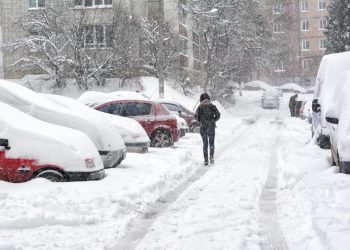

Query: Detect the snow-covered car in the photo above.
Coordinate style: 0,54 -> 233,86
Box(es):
0,80 -> 126,168
299,100 -> 312,123
261,91 -> 279,109
43,94 -> 150,153
325,71 -> 350,173
244,81 -> 274,91
0,102 -> 105,183
78,91 -> 180,148
312,51 -> 350,149
156,100 -> 200,133
280,83 -> 306,94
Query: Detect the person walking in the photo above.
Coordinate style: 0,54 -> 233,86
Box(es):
195,93 -> 221,165
289,94 -> 298,117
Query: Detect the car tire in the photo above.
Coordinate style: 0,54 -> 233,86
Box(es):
36,170 -> 65,182
151,130 -> 173,148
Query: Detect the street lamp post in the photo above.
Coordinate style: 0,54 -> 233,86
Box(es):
158,0 -> 165,99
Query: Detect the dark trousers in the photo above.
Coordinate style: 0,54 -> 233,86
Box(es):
200,127 -> 215,161
290,107 -> 295,117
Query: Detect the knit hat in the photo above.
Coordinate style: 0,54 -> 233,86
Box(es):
200,93 -> 210,102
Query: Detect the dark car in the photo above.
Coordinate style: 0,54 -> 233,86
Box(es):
157,100 -> 200,133
87,97 -> 180,148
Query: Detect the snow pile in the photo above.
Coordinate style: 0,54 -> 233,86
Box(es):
0,102 -> 103,172
277,116 -> 350,250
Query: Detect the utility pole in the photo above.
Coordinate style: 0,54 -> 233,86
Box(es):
158,0 -> 165,99
199,13 -> 206,93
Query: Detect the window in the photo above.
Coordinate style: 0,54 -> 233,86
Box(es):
273,23 -> 284,33
193,43 -> 200,60
302,60 -> 311,70
98,103 -> 122,115
320,39 -> 326,50
274,62 -> 285,72
178,7 -> 187,24
301,20 -> 309,31
319,19 -> 327,30
180,54 -> 188,68
74,0 -> 112,7
29,0 -> 45,8
302,40 -> 310,51
180,38 -> 188,55
318,0 -> 326,10
163,103 -> 179,112
273,3 -> 282,14
301,0 -> 308,12
84,25 -> 113,49
124,103 -> 152,117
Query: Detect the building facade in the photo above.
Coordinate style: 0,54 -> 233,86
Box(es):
269,0 -> 330,86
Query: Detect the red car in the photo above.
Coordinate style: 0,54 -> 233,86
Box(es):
93,99 -> 180,148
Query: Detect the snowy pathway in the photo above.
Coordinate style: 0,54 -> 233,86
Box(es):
259,135 -> 289,250
133,116 -> 284,249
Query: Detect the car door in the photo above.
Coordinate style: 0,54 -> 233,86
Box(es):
123,102 -> 154,137
0,149 -> 7,181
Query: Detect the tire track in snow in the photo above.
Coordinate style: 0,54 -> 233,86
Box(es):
260,133 -> 289,250
111,118 -> 255,250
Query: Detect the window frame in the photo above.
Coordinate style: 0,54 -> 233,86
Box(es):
28,0 -> 45,9
74,0 -> 113,8
274,62 -> 285,72
320,39 -> 326,50
273,23 -> 284,34
302,40 -> 310,51
319,19 -> 327,30
273,3 -> 282,15
302,59 -> 311,70
301,20 -> 310,32
301,0 -> 308,12
83,24 -> 113,49
318,0 -> 326,10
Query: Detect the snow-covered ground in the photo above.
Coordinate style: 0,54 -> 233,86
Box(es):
1,79 -> 349,250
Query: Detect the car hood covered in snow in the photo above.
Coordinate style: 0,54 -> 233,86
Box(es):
0,102 -> 103,172
0,80 -> 123,152
43,94 -> 148,146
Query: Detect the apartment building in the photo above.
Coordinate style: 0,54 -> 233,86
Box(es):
148,0 -> 200,79
0,0 -> 148,79
299,0 -> 329,85
270,0 -> 330,85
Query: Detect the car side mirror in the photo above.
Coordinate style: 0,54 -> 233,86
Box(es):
326,116 -> 339,124
178,109 -> 182,115
0,139 -> 10,150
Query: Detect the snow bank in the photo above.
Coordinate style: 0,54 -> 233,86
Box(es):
0,102 -> 103,172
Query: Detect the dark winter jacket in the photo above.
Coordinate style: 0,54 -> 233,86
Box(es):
195,99 -> 221,128
289,95 -> 298,108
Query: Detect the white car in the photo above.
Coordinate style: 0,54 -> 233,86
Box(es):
43,94 -> 150,153
0,102 -> 105,182
326,71 -> 350,173
0,80 -> 126,168
312,51 -> 350,149
175,115 -> 189,137
261,91 -> 279,109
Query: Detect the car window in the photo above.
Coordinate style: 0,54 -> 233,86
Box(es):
124,102 -> 152,117
163,103 -> 179,112
98,103 -> 122,115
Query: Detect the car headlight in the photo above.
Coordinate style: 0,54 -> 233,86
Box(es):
85,159 -> 96,169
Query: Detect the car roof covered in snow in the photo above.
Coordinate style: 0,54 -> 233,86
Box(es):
244,81 -> 274,91
43,94 -> 149,145
0,80 -> 124,151
0,101 -> 103,171
279,83 -> 306,93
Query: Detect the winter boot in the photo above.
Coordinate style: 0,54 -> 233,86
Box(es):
210,155 -> 214,165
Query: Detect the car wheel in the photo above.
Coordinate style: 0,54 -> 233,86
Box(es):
36,170 -> 65,182
151,131 -> 173,148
